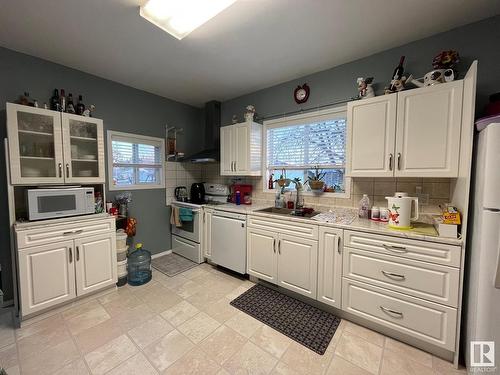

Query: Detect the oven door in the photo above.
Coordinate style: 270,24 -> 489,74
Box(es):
28,189 -> 86,220
171,203 -> 201,243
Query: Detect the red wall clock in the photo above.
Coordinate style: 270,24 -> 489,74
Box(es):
294,83 -> 310,104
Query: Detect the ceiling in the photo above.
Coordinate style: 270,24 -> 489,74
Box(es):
1,0 -> 499,107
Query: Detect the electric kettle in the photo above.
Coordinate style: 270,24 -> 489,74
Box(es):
385,192 -> 419,229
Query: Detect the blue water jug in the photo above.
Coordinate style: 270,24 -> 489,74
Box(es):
127,243 -> 152,286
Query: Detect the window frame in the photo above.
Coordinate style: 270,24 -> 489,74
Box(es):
107,130 -> 165,191
262,106 -> 351,199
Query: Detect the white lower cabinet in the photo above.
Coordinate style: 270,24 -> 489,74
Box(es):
247,223 -> 318,298
203,208 -> 213,259
317,227 -> 343,309
277,234 -> 318,298
75,233 -> 117,297
247,228 -> 278,283
18,241 -> 76,316
16,217 -> 117,318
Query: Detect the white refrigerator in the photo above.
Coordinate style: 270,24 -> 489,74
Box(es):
465,121 -> 500,373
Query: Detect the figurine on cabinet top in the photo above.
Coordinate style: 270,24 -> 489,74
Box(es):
357,77 -> 375,99
244,105 -> 256,121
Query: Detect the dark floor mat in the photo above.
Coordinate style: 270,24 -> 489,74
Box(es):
230,283 -> 341,355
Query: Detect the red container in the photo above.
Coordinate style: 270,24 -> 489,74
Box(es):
231,184 -> 252,205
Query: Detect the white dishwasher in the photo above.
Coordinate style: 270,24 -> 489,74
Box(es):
211,210 -> 247,274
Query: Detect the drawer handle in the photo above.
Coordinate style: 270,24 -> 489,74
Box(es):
381,270 -> 406,280
63,229 -> 84,236
380,305 -> 404,318
382,244 -> 407,253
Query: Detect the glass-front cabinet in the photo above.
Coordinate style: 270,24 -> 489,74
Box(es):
61,113 -> 104,183
6,103 -> 105,185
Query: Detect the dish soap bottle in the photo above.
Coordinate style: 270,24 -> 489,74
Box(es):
358,194 -> 370,218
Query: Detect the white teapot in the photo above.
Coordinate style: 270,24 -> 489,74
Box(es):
385,192 -> 419,230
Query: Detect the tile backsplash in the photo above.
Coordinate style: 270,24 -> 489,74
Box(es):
165,162 -> 450,213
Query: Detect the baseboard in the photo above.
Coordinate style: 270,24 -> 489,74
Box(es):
151,249 -> 172,259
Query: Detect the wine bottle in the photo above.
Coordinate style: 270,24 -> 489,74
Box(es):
388,56 -> 405,92
67,93 -> 76,114
50,89 -> 60,111
59,89 -> 66,112
76,95 -> 85,115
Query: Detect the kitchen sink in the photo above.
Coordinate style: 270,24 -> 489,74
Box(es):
254,207 -> 319,218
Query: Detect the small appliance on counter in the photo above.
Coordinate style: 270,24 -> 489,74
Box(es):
231,184 -> 252,205
26,186 -> 95,221
190,183 -> 205,204
385,192 -> 419,230
204,183 -> 230,205
174,186 -> 188,202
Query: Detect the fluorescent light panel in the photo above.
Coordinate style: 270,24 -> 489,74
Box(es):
140,0 -> 237,40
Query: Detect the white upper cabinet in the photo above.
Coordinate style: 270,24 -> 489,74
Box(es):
346,80 -> 465,178
347,95 -> 397,177
7,104 -> 65,184
220,121 -> 262,176
61,113 -> 105,183
395,81 -> 463,177
6,103 -> 105,185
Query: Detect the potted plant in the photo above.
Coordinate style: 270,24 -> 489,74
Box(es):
306,166 -> 326,191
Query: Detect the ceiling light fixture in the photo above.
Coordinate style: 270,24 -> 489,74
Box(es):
139,0 -> 237,40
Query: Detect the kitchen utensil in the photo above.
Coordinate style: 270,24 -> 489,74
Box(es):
385,193 -> 419,229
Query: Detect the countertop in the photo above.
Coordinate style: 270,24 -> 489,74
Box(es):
204,203 -> 462,246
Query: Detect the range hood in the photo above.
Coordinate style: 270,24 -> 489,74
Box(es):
189,100 -> 221,163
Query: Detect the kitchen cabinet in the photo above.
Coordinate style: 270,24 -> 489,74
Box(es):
220,121 -> 262,176
6,103 -> 105,184
346,95 -> 397,177
16,217 -> 116,318
203,208 -> 213,259
247,219 -> 318,298
18,240 -> 76,316
317,227 -> 343,309
247,227 -> 277,283
346,80 -> 464,178
74,233 -> 116,297
277,234 -> 318,298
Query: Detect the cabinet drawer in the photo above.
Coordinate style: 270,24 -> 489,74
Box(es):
344,230 -> 461,267
16,218 -> 115,249
248,215 -> 318,240
343,247 -> 459,307
342,278 -> 457,351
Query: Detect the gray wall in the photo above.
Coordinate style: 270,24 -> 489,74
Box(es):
222,15 -> 500,124
0,47 -> 204,301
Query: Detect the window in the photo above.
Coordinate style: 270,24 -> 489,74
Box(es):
264,107 -> 350,197
107,131 -> 165,190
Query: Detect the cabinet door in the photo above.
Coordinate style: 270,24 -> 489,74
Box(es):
395,81 -> 463,177
317,227 -> 343,308
74,233 -> 117,297
346,95 -> 397,177
6,103 -> 65,184
247,228 -> 278,283
18,240 -> 76,316
277,234 -> 318,298
234,123 -> 249,174
220,126 -> 234,175
61,113 -> 105,183
203,209 -> 213,258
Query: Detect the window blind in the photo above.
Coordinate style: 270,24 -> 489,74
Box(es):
266,118 -> 346,169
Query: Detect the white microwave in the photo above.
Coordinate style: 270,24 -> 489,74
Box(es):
27,187 -> 95,221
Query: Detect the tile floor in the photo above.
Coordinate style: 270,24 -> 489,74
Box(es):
0,263 -> 466,375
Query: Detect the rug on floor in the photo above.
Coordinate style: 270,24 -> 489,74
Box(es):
152,252 -> 198,277
230,283 -> 341,355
